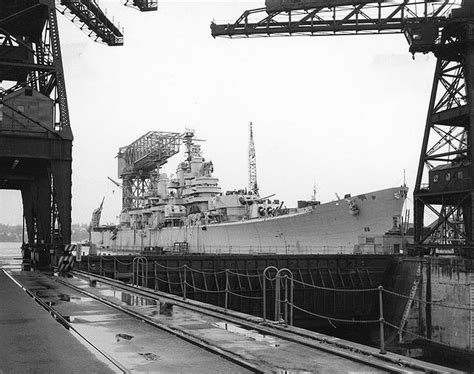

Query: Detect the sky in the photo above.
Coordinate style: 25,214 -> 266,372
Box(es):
0,0 -> 437,225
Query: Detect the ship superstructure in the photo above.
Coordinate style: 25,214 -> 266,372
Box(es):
92,129 -> 408,254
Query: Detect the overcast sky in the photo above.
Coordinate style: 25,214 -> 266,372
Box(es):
0,0 -> 436,225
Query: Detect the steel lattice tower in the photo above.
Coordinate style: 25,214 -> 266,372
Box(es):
248,122 -> 259,196
0,0 -> 153,264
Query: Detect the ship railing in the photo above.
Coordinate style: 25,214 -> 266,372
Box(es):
97,244 -> 399,255
200,244 -> 355,255
86,256 -> 474,356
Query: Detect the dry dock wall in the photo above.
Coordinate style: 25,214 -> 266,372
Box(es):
79,254 -> 395,342
395,257 -> 473,352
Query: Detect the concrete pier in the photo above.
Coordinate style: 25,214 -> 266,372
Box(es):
0,271 -> 114,374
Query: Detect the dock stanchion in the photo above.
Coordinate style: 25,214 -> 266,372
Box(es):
132,257 -> 148,287
113,257 -> 116,280
100,255 -> 103,276
262,266 -> 278,322
183,265 -> 187,300
275,268 -> 294,325
378,285 -> 386,354
284,276 -> 288,323
154,262 -> 157,291
225,269 -> 229,310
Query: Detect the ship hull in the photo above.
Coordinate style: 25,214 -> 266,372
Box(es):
92,186 -> 407,254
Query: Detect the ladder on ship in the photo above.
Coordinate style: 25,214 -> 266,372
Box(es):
398,263 -> 422,343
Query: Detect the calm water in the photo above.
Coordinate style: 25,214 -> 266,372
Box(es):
0,242 -> 23,270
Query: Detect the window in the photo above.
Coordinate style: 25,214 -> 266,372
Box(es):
433,174 -> 439,182
366,237 -> 375,244
458,171 -> 463,179
446,172 -> 451,181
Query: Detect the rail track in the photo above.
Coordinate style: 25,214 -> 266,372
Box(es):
38,269 -> 453,374
3,270 -> 130,374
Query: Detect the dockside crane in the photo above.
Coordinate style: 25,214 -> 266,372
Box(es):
0,0 -> 153,263
211,0 -> 474,256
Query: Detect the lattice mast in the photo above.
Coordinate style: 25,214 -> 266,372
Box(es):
248,122 -> 259,196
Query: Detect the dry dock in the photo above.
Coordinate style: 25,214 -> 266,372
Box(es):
0,266 -> 461,373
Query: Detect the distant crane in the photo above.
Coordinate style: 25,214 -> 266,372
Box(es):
248,122 -> 259,196
211,0 -> 474,256
88,196 -> 105,231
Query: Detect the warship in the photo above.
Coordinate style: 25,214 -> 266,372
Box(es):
91,128 -> 407,254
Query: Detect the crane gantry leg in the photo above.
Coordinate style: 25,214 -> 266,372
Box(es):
414,10 -> 474,255
0,1 -> 72,265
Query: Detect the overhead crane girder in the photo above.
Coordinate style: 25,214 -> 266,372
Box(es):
211,0 -> 474,256
210,1 -> 459,39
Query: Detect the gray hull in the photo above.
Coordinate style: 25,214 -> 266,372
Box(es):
92,186 -> 407,254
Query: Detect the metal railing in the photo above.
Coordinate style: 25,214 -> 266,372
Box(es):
86,255 -> 474,355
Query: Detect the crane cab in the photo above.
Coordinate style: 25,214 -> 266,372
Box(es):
428,160 -> 470,193
404,23 -> 439,54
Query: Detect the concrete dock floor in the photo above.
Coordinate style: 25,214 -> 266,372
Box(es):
0,270 -> 115,374
4,270 -> 253,373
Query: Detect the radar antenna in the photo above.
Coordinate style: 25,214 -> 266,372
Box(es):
248,122 -> 259,196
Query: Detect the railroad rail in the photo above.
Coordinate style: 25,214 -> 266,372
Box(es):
55,269 -> 455,373
2,270 -> 129,374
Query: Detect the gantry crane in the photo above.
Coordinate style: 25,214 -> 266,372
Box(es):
0,0 -> 154,263
118,131 -> 181,209
211,0 -> 474,255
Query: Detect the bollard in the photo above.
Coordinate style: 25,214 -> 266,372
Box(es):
113,257 -> 116,280
225,269 -> 229,310
100,255 -> 103,276
183,265 -> 187,300
378,285 -> 386,354
154,262 -> 157,291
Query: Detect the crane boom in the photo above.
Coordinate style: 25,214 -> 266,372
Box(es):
211,0 -> 460,45
57,0 -> 123,46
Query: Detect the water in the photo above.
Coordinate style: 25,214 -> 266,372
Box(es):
0,242 -> 22,270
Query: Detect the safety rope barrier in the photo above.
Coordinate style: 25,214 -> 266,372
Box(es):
84,257 -> 474,321
186,267 -> 228,275
83,256 -> 474,356
227,290 -> 263,300
154,276 -> 183,286
184,282 -> 225,294
288,302 -> 380,324
153,262 -> 185,270
383,320 -> 434,343
291,277 -> 379,293
227,269 -> 262,278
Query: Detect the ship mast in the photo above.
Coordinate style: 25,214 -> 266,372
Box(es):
248,122 -> 259,196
